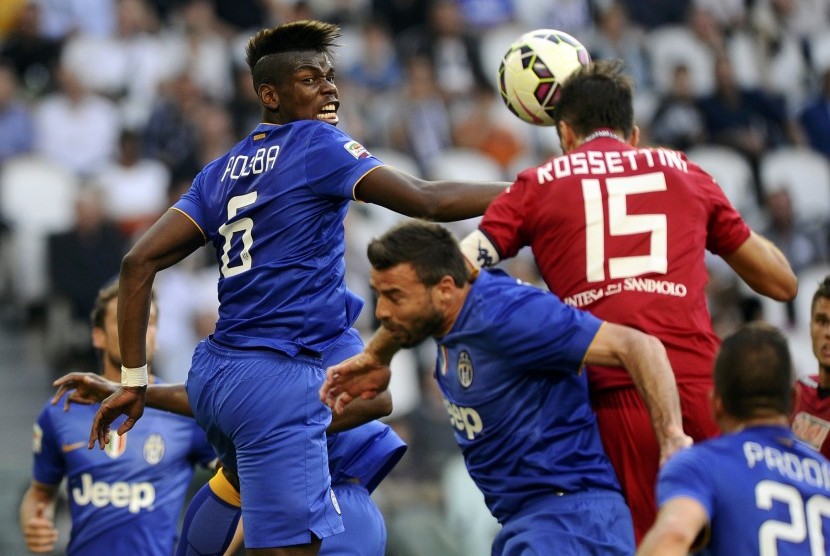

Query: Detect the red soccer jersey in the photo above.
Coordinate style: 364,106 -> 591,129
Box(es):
478,135 -> 751,391
792,376 -> 830,460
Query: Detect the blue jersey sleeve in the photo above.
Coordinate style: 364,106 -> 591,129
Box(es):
172,172 -> 208,237
483,276 -> 603,373
655,446 -> 715,520
304,125 -> 383,199
32,404 -> 65,486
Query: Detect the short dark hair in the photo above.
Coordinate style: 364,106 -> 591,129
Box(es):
554,59 -> 635,139
245,20 -> 340,91
367,220 -> 469,288
714,323 -> 793,420
811,275 -> 830,316
90,279 -> 157,329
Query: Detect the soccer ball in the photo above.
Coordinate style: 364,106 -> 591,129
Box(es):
498,29 -> 591,126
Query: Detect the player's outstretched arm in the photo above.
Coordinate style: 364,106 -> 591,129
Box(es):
637,497 -> 708,556
585,323 -> 692,464
356,166 -> 510,222
320,326 -> 400,414
91,209 -> 206,449
19,482 -> 59,554
54,373 -> 194,416
56,370 -> 391,430
328,390 -> 393,433
723,231 -> 797,301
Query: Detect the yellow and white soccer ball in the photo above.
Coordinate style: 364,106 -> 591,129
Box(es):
498,29 -> 591,126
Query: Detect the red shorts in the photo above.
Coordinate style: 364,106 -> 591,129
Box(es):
590,381 -> 718,544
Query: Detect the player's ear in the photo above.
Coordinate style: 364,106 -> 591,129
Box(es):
258,83 -> 279,111
434,276 -> 457,304
629,125 -> 640,147
711,390 -> 724,423
557,121 -> 576,153
91,327 -> 106,350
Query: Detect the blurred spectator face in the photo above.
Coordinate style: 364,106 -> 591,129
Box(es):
670,64 -> 692,97
689,5 -> 722,45
766,188 -> 793,230
74,187 -> 107,233
714,56 -> 737,92
0,64 -> 18,107
16,3 -> 41,37
56,65 -> 87,100
118,130 -> 142,165
772,0 -> 797,18
811,295 -> 830,370
181,0 -> 215,35
430,0 -> 464,36
117,0 -> 157,36
598,3 -> 628,41
406,56 -> 438,100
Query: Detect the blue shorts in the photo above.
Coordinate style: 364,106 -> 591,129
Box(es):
186,338 -> 343,548
324,481 -> 386,556
491,490 -> 635,556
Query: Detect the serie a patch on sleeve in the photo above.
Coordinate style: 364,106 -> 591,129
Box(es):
344,140 -> 370,159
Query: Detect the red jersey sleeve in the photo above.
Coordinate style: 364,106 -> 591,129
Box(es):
696,168 -> 752,256
479,169 -> 537,260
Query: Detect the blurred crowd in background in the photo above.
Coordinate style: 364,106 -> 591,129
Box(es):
3,0 -> 830,553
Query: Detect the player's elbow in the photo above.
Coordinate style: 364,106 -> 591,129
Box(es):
370,390 -> 394,418
768,272 -> 798,302
640,515 -> 702,556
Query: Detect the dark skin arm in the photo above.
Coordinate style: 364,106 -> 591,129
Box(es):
56,372 -> 392,431
356,166 -> 509,222
90,209 -> 205,449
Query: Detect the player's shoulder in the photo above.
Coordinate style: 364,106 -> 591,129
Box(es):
471,270 -> 551,316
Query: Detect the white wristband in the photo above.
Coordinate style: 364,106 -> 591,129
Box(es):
121,365 -> 149,387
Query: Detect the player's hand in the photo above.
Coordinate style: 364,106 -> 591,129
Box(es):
88,386 -> 147,450
658,428 -> 694,467
52,372 -> 118,411
22,502 -> 58,553
319,351 -> 392,414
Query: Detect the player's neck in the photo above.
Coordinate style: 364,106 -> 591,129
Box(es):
580,129 -> 626,145
818,365 -> 830,388
435,284 -> 471,338
724,414 -> 789,433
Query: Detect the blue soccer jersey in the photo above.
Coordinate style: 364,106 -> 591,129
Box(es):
434,269 -> 620,523
173,121 -> 383,356
33,395 -> 216,556
656,425 -> 830,555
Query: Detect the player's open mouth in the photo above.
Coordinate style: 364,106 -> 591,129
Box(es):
317,103 -> 338,122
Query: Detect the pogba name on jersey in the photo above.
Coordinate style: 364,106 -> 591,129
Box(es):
536,147 -> 688,183
220,145 -> 280,182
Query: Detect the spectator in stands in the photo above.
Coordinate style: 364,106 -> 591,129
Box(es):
33,64 -> 121,178
698,54 -> 801,203
388,55 -> 453,176
649,64 -> 706,150
46,186 -> 129,371
799,67 -> 830,159
0,60 -> 34,162
93,129 -> 170,238
0,2 -> 62,96
586,1 -> 651,90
